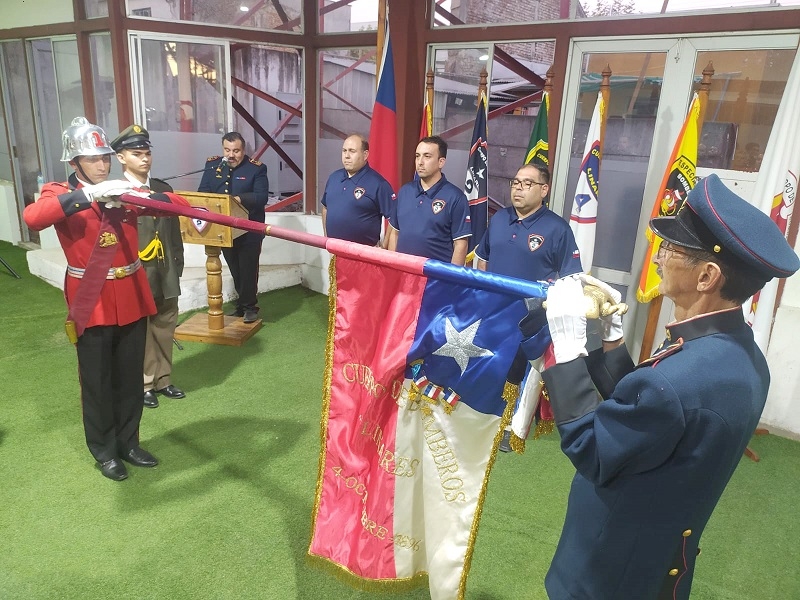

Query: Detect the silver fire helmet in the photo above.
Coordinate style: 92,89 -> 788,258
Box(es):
60,117 -> 114,162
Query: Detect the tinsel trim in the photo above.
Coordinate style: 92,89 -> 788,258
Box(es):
509,432 -> 526,454
533,418 -> 555,439
306,553 -> 429,593
308,256 -> 337,542
457,380 -> 519,598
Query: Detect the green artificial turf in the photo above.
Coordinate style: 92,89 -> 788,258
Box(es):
1,240 -> 798,599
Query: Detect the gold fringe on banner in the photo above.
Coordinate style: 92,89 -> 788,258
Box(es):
308,257 -> 338,550
534,419 -> 555,439
305,553 -> 429,594
457,380 -> 519,598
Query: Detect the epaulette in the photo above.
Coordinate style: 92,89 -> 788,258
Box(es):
636,339 -> 684,369
206,155 -> 221,162
249,158 -> 262,166
51,181 -> 70,190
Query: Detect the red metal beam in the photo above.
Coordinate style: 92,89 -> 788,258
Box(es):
437,91 -> 543,141
232,96 -> 303,178
266,191 -> 303,212
322,87 -> 372,120
232,77 -> 302,117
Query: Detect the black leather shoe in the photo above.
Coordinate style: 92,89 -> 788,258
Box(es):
227,308 -> 244,317
499,430 -> 513,453
98,458 -> 128,481
143,390 -> 159,408
122,446 -> 159,467
156,384 -> 186,399
243,309 -> 259,324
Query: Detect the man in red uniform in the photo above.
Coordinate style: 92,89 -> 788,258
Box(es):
23,117 -> 189,481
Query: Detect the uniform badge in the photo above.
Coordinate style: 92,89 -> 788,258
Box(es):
528,234 -> 544,252
432,199 -> 446,214
98,232 -> 118,247
191,206 -> 211,233
354,187 -> 365,200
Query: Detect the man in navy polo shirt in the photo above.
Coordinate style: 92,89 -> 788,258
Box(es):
321,134 -> 395,247
476,163 -> 581,280
476,162 -> 582,451
388,136 -> 471,265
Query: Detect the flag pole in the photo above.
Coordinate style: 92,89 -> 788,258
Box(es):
637,62 -> 715,362
375,0 -> 386,79
544,65 -> 554,168
599,65 -> 612,159
426,68 -> 435,120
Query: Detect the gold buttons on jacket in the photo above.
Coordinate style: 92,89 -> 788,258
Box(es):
683,529 -> 692,537
669,569 -> 679,576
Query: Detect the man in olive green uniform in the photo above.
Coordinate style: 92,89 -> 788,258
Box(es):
112,125 -> 186,408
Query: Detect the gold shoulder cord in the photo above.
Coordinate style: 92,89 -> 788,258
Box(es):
138,231 -> 164,263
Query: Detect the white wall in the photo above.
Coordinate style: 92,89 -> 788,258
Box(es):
2,0 -> 73,28
0,180 -> 21,244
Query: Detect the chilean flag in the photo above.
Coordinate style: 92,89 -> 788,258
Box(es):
368,9 -> 399,192
309,241 -> 546,599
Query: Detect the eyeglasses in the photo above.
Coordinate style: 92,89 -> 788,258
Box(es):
509,179 -> 546,190
656,241 -> 698,261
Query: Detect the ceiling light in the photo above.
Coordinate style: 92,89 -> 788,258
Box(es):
479,54 -> 489,61
240,5 -> 249,11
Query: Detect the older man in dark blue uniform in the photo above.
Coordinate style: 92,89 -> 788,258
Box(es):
198,132 -> 268,324
530,174 -> 799,599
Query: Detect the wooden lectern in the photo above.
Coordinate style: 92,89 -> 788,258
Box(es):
173,191 -> 263,346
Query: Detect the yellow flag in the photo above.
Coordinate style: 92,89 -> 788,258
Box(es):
636,93 -> 701,303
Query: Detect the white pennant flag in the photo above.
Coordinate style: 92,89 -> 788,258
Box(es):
569,92 -> 604,272
744,51 -> 800,352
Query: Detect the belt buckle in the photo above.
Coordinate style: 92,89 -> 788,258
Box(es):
113,267 -> 127,279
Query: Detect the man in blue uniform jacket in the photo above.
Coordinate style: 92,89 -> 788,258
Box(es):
528,174 -> 799,600
198,132 -> 268,324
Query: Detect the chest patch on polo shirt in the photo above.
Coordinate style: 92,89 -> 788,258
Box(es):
528,234 -> 544,252
354,187 -> 365,200
432,199 -> 446,214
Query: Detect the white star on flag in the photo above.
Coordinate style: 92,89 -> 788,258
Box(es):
432,317 -> 493,375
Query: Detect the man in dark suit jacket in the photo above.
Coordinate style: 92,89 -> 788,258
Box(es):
527,174 -> 799,599
198,132 -> 269,324
112,124 -> 186,409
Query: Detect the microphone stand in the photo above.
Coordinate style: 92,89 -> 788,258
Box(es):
161,158 -> 229,181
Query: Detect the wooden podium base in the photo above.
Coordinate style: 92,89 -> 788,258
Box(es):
175,313 -> 262,346
172,244 -> 263,346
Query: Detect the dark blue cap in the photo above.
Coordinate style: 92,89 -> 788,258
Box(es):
650,174 -> 799,281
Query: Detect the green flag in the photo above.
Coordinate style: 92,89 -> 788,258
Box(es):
525,91 -> 549,167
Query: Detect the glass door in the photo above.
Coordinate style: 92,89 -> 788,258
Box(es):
129,33 -> 230,192
553,33 -> 799,358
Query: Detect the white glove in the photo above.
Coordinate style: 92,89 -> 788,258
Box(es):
82,180 -> 135,203
578,273 -> 624,342
546,275 -> 588,364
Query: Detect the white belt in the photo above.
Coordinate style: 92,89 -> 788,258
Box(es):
67,259 -> 142,280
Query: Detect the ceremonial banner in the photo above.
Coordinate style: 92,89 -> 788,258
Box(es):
525,91 -> 549,168
569,92 -> 604,272
368,8 -> 399,192
745,50 -> 800,352
637,93 -> 701,302
309,245 -> 546,600
465,92 -> 489,252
